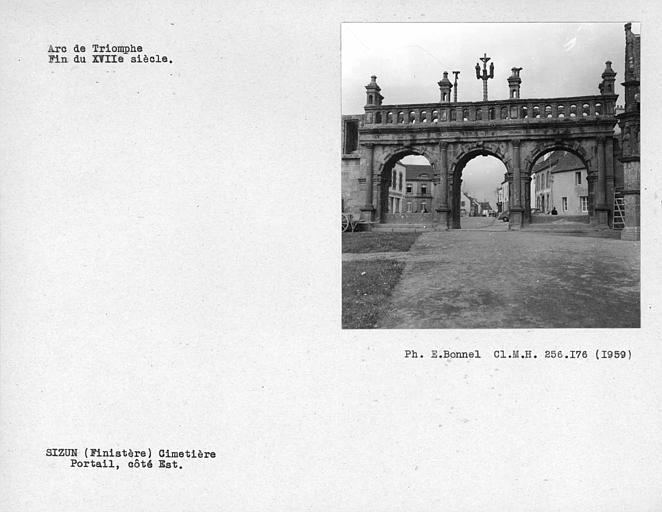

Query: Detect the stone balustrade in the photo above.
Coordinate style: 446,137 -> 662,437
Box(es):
363,95 -> 617,126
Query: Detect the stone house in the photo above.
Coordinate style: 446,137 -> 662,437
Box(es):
384,162 -> 434,214
531,151 -> 588,215
461,192 -> 480,216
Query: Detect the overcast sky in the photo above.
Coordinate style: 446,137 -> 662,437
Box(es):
342,23 -> 638,204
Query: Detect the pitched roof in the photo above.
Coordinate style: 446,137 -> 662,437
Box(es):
531,151 -> 584,174
393,162 -> 433,179
463,192 -> 479,204
404,164 -> 433,179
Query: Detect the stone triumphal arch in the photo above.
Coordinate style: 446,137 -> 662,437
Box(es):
342,60 -> 621,230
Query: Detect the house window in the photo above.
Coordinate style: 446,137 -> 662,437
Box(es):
580,196 -> 588,212
399,173 -> 403,191
421,185 -> 427,195
407,202 -> 412,213
406,183 -> 412,194
562,197 -> 568,211
575,171 -> 581,185
420,203 -> 427,213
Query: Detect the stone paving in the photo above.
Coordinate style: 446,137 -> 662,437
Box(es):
372,223 -> 640,329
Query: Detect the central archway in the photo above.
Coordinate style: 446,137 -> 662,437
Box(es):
450,149 -> 510,229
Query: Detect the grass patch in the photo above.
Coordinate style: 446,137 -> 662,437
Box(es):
342,232 -> 421,253
342,259 -> 406,329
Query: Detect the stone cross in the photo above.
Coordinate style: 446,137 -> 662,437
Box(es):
475,53 -> 494,101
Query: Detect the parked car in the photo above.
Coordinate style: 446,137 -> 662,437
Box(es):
498,212 -> 509,222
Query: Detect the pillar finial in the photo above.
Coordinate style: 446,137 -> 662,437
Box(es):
365,75 -> 383,106
438,71 -> 453,103
452,71 -> 460,102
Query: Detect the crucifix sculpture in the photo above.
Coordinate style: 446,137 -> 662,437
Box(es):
475,53 -> 494,101
452,71 -> 460,102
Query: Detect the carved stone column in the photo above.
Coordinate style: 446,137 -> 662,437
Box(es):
594,136 -> 609,225
621,157 -> 640,240
360,143 -> 375,222
586,174 -> 597,219
451,174 -> 462,229
434,142 -> 450,230
509,139 -> 523,230
522,174 -> 532,224
374,176 -> 384,222
605,136 -> 615,226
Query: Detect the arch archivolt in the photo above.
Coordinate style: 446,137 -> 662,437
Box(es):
375,144 -> 440,180
448,140 -> 512,177
522,139 -> 594,176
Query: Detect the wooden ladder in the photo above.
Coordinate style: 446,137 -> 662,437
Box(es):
613,192 -> 625,230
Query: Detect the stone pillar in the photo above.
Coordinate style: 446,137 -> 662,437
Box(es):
586,174 -> 597,219
374,176 -> 383,222
619,22 -> 640,241
509,140 -> 523,230
434,142 -> 450,230
360,143 -> 375,222
621,159 -> 640,240
605,137 -> 615,226
452,175 -> 462,229
522,174 -> 532,224
594,137 -> 609,225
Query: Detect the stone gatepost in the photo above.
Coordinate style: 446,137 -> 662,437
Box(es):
594,136 -> 610,225
434,142 -> 450,230
620,158 -> 640,240
359,143 -> 375,224
619,23 -> 640,241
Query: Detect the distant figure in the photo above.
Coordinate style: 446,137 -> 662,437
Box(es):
551,207 -> 558,215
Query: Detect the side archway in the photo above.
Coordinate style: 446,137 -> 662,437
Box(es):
523,141 -> 594,219
374,145 -> 440,223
